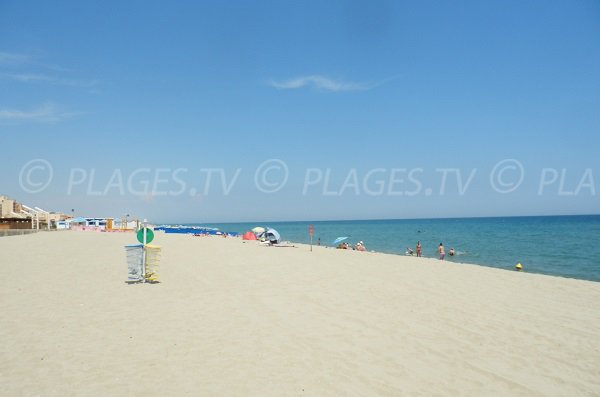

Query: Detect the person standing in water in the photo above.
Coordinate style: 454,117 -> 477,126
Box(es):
416,241 -> 422,257
438,243 -> 445,260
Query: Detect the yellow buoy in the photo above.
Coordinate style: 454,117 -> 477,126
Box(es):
515,263 -> 523,271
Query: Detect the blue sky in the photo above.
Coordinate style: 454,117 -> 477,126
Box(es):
1,0 -> 599,222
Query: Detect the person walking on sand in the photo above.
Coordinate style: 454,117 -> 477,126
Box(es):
416,241 -> 422,257
438,243 -> 445,260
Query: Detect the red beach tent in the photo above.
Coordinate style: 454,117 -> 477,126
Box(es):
242,231 -> 257,240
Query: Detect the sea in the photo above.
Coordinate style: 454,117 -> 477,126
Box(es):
186,215 -> 600,282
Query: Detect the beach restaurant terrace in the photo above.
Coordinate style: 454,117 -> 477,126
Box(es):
0,218 -> 33,230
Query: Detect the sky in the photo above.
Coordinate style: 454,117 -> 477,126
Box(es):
1,0 -> 599,223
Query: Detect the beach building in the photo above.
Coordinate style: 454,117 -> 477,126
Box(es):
56,220 -> 69,230
0,195 -> 25,219
1,194 -> 135,232
0,195 -> 29,230
68,217 -> 138,232
0,218 -> 32,230
68,217 -> 107,231
112,218 -> 139,230
1,195 -> 68,230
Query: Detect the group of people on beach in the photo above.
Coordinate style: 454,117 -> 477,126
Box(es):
334,239 -> 455,258
337,241 -> 367,251
194,232 -> 232,238
406,241 -> 455,260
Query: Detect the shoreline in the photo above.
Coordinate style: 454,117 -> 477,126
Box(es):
155,213 -> 600,282
288,240 -> 600,284
191,216 -> 600,282
281,239 -> 600,285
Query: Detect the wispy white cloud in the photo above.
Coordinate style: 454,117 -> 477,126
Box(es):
0,50 -> 68,70
269,75 -> 378,92
0,72 -> 98,88
0,103 -> 77,124
0,50 -> 98,90
0,51 -> 31,65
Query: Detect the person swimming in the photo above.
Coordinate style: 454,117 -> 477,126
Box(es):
406,247 -> 414,256
449,247 -> 455,257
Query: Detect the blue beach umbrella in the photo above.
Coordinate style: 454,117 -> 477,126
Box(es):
333,236 -> 349,245
266,228 -> 281,244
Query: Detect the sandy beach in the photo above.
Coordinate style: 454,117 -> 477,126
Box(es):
1,231 -> 599,396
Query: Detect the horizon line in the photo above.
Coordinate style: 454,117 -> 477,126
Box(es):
156,213 -> 600,225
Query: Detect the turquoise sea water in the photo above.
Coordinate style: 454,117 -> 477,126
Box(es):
189,215 -> 600,282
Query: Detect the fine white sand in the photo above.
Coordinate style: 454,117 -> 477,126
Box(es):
1,231 -> 599,396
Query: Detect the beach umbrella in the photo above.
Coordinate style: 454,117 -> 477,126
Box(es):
242,231 -> 257,240
333,236 -> 349,245
265,228 -> 281,244
252,226 -> 265,234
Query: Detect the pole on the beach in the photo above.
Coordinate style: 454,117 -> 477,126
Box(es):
142,219 -> 147,282
309,224 -> 314,252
